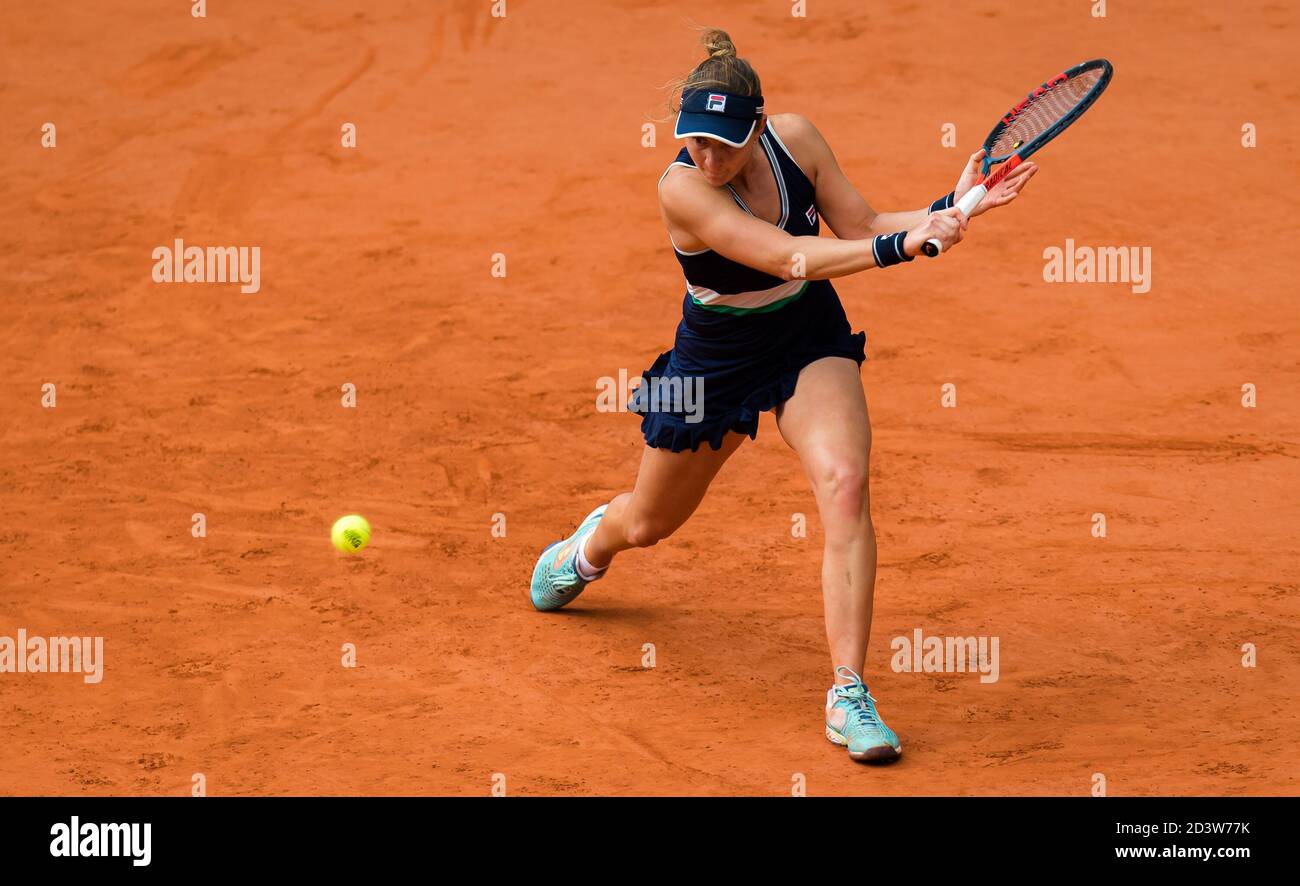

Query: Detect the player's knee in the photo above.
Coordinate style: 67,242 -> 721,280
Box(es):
816,460 -> 871,521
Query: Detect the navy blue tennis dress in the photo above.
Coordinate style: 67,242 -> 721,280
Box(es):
631,123 -> 866,452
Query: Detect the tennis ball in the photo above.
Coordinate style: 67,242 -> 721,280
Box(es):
331,514 -> 371,554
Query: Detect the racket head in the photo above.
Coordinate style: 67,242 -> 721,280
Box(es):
979,58 -> 1113,173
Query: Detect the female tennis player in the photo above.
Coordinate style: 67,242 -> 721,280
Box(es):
530,29 -> 1036,763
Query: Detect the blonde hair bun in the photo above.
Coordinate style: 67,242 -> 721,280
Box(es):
701,28 -> 737,59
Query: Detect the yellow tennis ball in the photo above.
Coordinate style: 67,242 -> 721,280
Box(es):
331,514 -> 371,554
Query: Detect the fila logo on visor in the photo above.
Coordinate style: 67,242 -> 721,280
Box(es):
706,93 -> 727,112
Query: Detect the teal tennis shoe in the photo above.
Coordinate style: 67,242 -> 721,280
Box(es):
530,504 -> 608,611
825,666 -> 902,763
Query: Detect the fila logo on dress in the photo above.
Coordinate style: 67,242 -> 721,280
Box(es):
806,204 -> 818,225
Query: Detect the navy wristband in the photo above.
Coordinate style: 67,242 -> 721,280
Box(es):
928,191 -> 955,213
871,231 -> 913,268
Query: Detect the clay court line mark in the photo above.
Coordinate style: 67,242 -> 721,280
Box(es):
273,46 -> 377,143
974,432 -> 1294,459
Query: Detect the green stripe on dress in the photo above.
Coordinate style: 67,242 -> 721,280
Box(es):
690,280 -> 810,315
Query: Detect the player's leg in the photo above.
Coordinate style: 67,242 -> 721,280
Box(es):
585,431 -> 745,566
774,355 -> 900,761
530,432 -> 744,611
776,357 -> 876,680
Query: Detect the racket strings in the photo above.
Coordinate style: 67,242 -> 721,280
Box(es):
991,70 -> 1103,158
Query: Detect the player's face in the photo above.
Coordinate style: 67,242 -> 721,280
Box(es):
686,134 -> 756,186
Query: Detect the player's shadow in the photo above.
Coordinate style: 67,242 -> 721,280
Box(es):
544,603 -> 671,622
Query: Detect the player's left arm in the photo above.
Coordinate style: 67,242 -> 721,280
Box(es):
774,114 -> 1037,240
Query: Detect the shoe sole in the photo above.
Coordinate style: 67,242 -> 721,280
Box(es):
826,725 -> 903,764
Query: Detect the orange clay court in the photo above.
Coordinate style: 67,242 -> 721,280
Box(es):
1,0 -> 1297,796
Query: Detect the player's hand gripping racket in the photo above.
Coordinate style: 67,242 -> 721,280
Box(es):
922,58 -> 1113,257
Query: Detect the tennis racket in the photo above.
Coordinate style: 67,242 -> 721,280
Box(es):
923,58 -> 1114,257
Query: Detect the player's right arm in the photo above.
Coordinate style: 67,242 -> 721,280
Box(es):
658,168 -> 963,281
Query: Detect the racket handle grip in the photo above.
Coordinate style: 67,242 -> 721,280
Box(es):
921,184 -> 987,258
